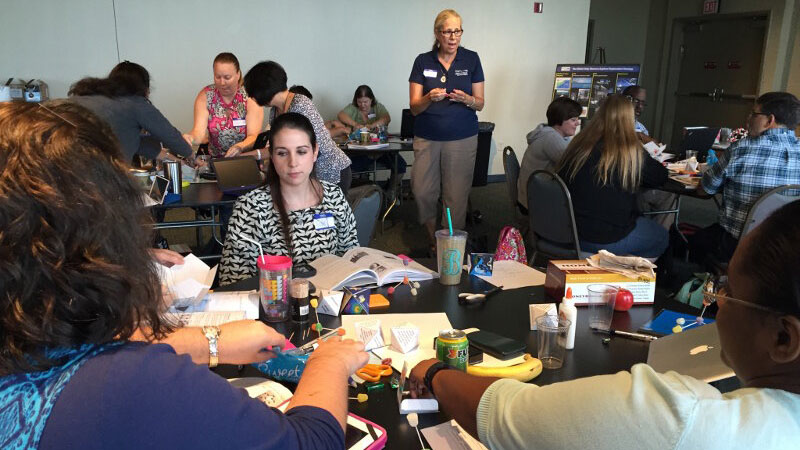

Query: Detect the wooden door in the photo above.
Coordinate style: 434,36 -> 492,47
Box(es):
670,15 -> 766,146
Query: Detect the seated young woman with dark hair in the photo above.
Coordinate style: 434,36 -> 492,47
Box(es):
0,101 -> 367,449
219,112 -> 359,286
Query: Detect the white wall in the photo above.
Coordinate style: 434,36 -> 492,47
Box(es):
0,0 -> 590,176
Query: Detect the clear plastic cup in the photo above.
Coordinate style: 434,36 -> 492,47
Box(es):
587,284 -> 618,331
257,255 -> 292,322
536,315 -> 571,369
435,229 -> 467,285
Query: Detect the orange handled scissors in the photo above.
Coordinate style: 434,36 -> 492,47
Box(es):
356,364 -> 392,382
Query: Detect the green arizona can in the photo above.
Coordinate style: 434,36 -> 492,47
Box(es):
436,329 -> 469,371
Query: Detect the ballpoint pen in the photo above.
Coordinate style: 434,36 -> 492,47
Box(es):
593,328 -> 658,342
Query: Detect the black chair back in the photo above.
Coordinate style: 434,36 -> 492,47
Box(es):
502,146 -> 520,214
400,109 -> 415,139
527,170 -> 582,260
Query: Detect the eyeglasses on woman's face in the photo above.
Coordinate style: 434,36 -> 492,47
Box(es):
439,28 -> 463,38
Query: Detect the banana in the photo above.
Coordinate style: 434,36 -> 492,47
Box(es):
466,354 -> 543,382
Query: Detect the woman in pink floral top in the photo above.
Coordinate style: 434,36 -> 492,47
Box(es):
184,53 -> 264,158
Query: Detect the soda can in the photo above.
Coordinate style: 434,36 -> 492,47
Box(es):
436,329 -> 469,371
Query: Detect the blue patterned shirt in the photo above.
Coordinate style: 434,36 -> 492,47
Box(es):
701,127 -> 800,237
634,120 -> 649,136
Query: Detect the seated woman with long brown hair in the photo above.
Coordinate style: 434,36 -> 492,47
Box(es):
219,112 -> 358,285
0,101 -> 367,449
556,94 -> 669,258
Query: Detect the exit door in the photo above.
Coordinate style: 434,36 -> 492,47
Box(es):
670,15 -> 766,147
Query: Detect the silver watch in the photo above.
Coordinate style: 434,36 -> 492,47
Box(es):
202,326 -> 221,368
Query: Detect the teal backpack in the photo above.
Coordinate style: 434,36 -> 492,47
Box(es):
675,272 -> 712,309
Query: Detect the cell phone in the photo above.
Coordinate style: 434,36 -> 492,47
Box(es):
467,330 -> 525,361
253,130 -> 271,150
293,261 -> 316,278
278,400 -> 386,449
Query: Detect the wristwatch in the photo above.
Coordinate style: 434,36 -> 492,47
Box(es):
202,326 -> 221,368
423,361 -> 452,396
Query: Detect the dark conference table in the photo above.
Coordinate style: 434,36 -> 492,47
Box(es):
214,265 -> 701,449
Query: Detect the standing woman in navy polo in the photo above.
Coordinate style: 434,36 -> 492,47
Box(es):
409,9 -> 485,250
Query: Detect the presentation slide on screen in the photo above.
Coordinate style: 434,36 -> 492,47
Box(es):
552,64 -> 640,119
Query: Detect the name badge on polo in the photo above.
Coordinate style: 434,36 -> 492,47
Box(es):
423,69 -> 437,78
232,118 -> 246,127
313,212 -> 336,231
455,69 -> 469,76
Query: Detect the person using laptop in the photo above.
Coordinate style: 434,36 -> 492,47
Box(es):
0,101 -> 369,449
409,199 -> 800,449
243,61 -> 353,194
183,52 -> 264,159
691,91 -> 800,264
219,113 -> 358,285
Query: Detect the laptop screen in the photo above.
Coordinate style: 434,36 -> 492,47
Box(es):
211,157 -> 263,193
148,175 -> 170,204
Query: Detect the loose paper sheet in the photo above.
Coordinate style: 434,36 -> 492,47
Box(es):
206,291 -> 259,319
476,260 -> 546,289
158,254 -> 217,308
421,420 -> 488,450
342,313 -> 452,371
169,311 -> 246,327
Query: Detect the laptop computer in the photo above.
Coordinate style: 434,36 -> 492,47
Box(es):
646,322 -> 734,383
681,127 -> 720,157
210,156 -> 263,196
142,175 -> 170,207
400,109 -> 415,139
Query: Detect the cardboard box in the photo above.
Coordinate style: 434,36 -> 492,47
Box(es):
544,260 -> 655,305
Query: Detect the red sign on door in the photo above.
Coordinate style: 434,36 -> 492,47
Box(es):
704,61 -> 717,69
728,60 -> 741,69
703,0 -> 719,15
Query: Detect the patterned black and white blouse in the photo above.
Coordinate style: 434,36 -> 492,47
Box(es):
218,181 -> 358,285
269,94 -> 352,184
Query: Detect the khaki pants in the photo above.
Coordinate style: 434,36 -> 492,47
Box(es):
411,135 -> 478,230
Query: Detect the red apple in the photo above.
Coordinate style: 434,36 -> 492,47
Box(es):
614,288 -> 635,311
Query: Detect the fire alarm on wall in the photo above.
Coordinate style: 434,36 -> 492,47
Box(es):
533,2 -> 543,13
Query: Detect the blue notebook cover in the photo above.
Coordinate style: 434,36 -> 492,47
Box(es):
639,309 -> 714,336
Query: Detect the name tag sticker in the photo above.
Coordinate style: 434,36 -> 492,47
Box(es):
455,69 -> 469,76
423,69 -> 437,78
232,118 -> 246,127
313,213 -> 336,231
368,113 -> 376,119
